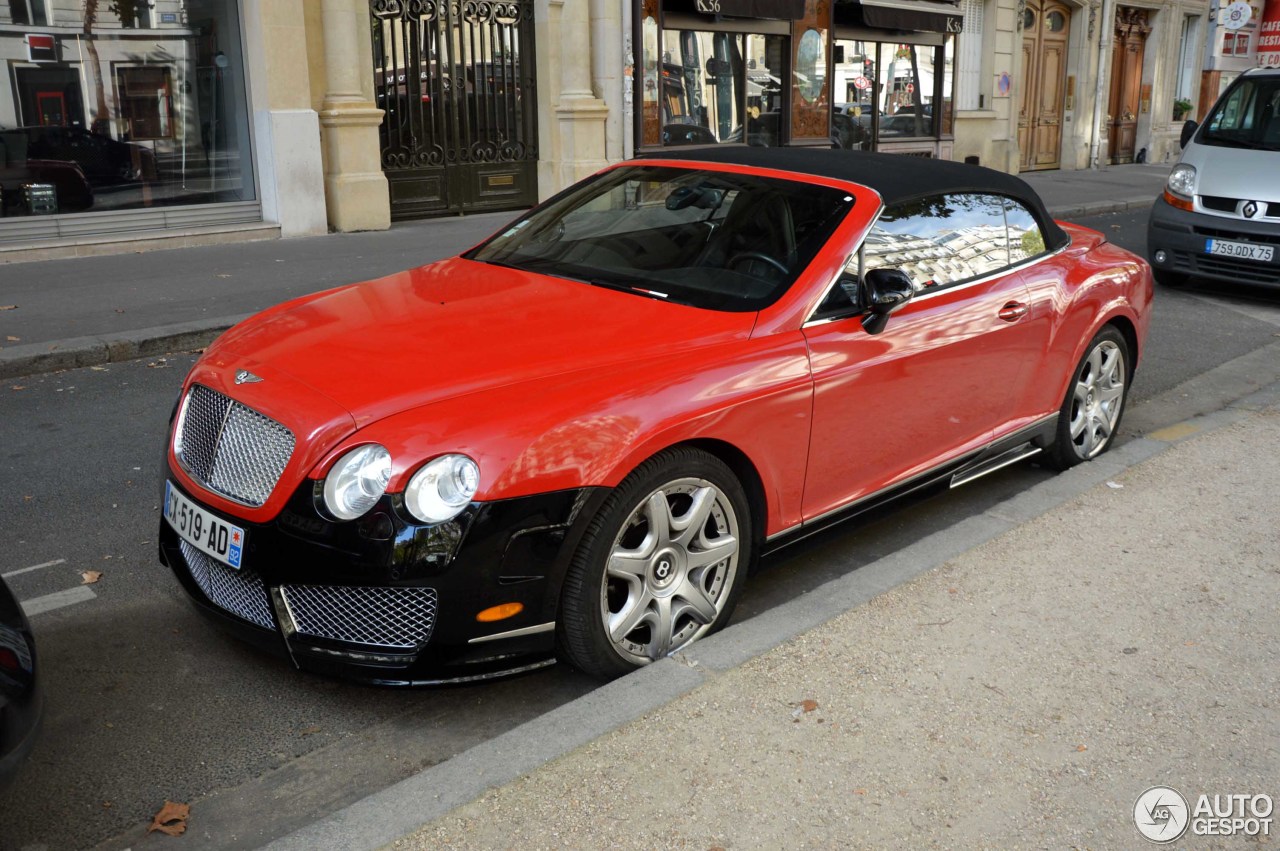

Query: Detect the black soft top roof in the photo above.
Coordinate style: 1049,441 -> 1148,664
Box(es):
639,147 -> 1069,251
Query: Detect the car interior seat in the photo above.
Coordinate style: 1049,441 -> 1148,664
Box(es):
698,189 -> 797,275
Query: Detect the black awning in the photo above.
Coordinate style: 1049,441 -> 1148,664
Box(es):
837,0 -> 964,33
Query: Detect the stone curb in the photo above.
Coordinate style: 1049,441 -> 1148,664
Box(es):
1046,197 -> 1154,219
0,315 -> 248,381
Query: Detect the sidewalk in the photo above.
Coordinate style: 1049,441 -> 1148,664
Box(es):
0,162 -> 1171,381
265,374 -> 1280,851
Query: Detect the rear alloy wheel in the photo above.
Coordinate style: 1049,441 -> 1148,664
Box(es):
1046,326 -> 1130,469
557,448 -> 750,679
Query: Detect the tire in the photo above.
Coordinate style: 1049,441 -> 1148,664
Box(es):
1044,326 -> 1131,470
556,447 -> 751,679
1152,267 -> 1190,288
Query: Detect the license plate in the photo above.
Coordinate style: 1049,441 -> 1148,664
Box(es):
164,481 -> 246,569
1205,238 -> 1275,262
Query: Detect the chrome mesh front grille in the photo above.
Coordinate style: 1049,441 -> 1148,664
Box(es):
180,540 -> 275,630
281,585 -> 438,649
177,385 -> 295,507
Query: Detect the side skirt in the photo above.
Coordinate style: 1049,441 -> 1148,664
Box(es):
763,416 -> 1057,557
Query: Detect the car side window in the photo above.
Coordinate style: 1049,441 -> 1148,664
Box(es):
859,193 -> 1011,292
811,192 -> 1037,322
1003,198 -> 1048,262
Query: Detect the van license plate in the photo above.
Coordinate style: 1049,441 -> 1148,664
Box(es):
164,481 -> 246,569
1205,239 -> 1275,262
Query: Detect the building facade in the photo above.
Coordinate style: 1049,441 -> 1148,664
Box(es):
1,0 -> 1271,257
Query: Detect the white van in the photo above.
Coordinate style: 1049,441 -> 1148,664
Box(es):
1147,68 -> 1280,287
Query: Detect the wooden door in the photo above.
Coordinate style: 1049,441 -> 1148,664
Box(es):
1018,0 -> 1071,171
1107,7 -> 1150,164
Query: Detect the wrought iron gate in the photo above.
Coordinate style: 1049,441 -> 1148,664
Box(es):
371,0 -> 537,219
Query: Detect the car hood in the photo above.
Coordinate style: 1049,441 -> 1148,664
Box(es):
211,257 -> 756,426
1186,143 -> 1280,203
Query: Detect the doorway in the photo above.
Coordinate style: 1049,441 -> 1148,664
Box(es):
370,0 -> 538,220
1107,7 -> 1151,164
1018,0 -> 1071,171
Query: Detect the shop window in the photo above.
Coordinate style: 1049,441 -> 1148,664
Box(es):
0,0 -> 255,224
116,66 -> 173,140
657,29 -> 787,147
7,0 -> 48,25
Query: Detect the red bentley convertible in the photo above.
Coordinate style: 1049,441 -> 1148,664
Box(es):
159,149 -> 1152,684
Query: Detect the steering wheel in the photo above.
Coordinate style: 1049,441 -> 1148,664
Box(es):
727,251 -> 788,276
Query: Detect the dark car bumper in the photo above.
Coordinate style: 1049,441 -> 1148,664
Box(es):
0,579 -> 41,788
158,475 -> 610,685
1147,196 -> 1280,286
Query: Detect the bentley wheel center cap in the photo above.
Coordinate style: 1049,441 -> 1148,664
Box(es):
649,549 -> 683,590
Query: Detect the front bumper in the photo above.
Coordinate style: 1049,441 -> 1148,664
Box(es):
159,475 -> 610,685
1147,196 -> 1280,286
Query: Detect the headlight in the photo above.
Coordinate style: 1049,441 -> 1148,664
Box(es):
1167,164 -> 1196,199
404,455 -> 480,524
323,444 -> 392,520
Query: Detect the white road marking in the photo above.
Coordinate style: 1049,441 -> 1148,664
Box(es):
2,558 -> 68,579
21,586 -> 97,617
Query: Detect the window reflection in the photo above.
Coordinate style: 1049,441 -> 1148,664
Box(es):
858,194 -> 1040,289
832,36 -> 955,149
659,29 -> 785,147
0,0 -> 253,220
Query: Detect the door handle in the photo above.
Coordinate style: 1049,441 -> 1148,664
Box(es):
999,301 -> 1029,322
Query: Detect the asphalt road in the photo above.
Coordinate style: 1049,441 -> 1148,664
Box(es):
1,210 -> 1279,851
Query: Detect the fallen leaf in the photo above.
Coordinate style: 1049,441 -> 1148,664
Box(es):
1076,744 -> 1088,752
800,699 -> 819,713
300,725 -> 322,737
854,788 -> 867,795
81,570 -> 103,585
148,801 -> 190,836
102,801 -> 112,809
0,304 -> 17,310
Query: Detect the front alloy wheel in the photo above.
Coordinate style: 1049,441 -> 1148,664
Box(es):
558,448 -> 750,679
1047,326 -> 1130,469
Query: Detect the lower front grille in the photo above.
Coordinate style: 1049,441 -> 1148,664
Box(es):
180,540 -> 275,630
280,585 -> 438,649
1172,250 -> 1280,284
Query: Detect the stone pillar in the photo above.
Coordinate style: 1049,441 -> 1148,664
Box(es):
318,0 -> 390,232
245,0 -> 328,237
547,0 -> 610,192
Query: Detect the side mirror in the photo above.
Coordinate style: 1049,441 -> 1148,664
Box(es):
1179,119 -> 1198,149
860,268 -> 914,335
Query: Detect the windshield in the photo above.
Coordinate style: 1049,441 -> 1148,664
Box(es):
1198,75 -> 1280,151
466,165 -> 853,312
